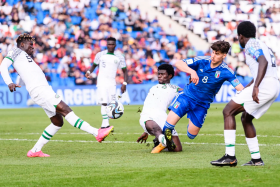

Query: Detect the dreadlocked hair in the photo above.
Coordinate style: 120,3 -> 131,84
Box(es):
16,33 -> 35,47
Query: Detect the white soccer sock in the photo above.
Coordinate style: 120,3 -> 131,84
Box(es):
101,105 -> 110,128
65,111 -> 98,137
224,130 -> 236,156
31,123 -> 61,152
158,134 -> 167,147
246,137 -> 261,159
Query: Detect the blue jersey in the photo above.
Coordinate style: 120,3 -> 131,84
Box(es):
182,56 -> 241,108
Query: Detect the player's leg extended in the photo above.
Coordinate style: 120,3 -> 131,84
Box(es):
57,101 -> 113,142
211,100 -> 244,166
241,112 -> 264,166
27,114 -> 63,157
101,103 -> 110,128
145,120 -> 182,153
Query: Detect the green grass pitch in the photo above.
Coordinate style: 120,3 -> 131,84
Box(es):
1,103 -> 280,186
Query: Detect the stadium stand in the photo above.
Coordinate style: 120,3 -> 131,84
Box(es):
0,0 -> 207,86
152,0 -> 280,80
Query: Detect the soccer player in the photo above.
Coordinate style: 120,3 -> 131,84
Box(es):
0,34 -> 114,157
211,21 -> 279,166
137,64 -> 182,153
153,41 -> 244,153
86,37 -> 128,129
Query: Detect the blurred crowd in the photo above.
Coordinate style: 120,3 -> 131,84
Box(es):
156,0 -> 280,80
0,0 -> 207,86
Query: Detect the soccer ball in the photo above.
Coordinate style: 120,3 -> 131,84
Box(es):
106,100 -> 124,119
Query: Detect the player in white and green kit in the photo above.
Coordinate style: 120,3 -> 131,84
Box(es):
0,34 -> 114,157
86,37 -> 128,128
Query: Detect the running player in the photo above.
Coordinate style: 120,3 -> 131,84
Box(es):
154,41 -> 244,153
211,21 -> 280,166
137,64 -> 182,153
0,34 -> 114,157
85,37 -> 128,129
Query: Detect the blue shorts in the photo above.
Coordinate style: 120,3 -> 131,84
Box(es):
168,93 -> 208,128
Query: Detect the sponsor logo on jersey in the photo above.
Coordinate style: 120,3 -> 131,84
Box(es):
215,71 -> 221,78
174,101 -> 180,109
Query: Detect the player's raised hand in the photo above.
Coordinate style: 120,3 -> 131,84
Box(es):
252,86 -> 259,104
190,71 -> 199,85
8,83 -> 21,92
137,132 -> 148,143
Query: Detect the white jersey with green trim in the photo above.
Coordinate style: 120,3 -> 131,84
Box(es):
94,50 -> 126,87
5,47 -> 49,93
141,83 -> 179,116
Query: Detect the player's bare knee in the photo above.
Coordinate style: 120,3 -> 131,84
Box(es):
174,146 -> 182,152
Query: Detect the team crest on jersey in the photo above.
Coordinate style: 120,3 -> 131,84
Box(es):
174,101 -> 180,109
215,71 -> 221,78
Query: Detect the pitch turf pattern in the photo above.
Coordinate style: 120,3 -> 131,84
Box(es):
1,104 -> 280,186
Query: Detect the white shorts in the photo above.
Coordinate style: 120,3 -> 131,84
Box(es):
30,86 -> 62,118
139,113 -> 178,136
232,77 -> 280,119
97,86 -> 116,104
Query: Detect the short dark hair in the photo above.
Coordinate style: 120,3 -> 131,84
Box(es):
107,37 -> 116,42
211,40 -> 231,54
16,33 -> 34,47
237,21 -> 256,38
158,64 -> 174,78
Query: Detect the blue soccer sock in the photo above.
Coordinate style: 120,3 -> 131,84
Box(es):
163,121 -> 175,133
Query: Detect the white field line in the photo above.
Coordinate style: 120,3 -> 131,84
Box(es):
0,138 -> 280,147
0,132 -> 280,138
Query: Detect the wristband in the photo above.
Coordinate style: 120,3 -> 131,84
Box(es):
123,82 -> 127,85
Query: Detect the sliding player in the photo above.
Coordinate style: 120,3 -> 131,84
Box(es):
155,41 -> 244,153
0,34 -> 114,157
137,64 -> 182,153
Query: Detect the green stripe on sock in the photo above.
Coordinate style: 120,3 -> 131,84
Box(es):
251,151 -> 260,154
78,120 -> 84,129
44,130 -> 53,138
74,118 -> 80,127
103,118 -> 109,119
226,144 -> 235,147
102,115 -> 108,116
42,134 -> 50,140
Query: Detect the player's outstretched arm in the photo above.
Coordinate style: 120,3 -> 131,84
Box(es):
121,68 -> 128,93
253,55 -> 268,103
234,84 -> 244,91
137,132 -> 148,143
174,60 -> 199,85
85,63 -> 97,79
0,58 -> 21,92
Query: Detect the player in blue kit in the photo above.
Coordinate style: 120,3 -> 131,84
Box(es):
152,41 -> 244,153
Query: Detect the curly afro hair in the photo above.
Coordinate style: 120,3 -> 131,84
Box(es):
158,64 -> 175,78
237,21 -> 256,38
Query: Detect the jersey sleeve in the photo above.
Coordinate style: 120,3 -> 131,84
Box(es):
245,40 -> 264,61
227,71 -> 241,87
182,58 -> 199,71
5,47 -> 22,63
116,52 -> 126,69
93,52 -> 102,65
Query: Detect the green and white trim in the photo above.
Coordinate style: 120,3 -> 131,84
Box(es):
41,130 -> 53,140
102,114 -> 109,120
74,118 -> 84,129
